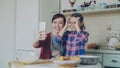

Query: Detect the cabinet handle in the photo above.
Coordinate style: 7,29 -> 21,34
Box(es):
112,60 -> 117,63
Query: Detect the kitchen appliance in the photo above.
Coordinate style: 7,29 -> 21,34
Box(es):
107,30 -> 120,49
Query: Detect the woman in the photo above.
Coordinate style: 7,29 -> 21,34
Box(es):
33,13 -> 66,59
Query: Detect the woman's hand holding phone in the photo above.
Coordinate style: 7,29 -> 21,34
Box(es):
34,22 -> 46,41
35,31 -> 47,41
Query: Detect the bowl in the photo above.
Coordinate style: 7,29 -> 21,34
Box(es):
79,55 -> 98,65
16,50 -> 39,63
53,60 -> 81,65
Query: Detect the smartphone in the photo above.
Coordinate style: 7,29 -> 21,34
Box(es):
39,22 -> 46,40
39,22 -> 46,32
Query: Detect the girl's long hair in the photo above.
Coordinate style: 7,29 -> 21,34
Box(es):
71,13 -> 85,30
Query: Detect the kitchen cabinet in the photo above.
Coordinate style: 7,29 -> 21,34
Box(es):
15,0 -> 39,51
86,49 -> 120,68
85,53 -> 103,63
15,0 -> 59,54
39,0 -> 59,32
60,0 -> 120,15
85,52 -> 103,68
103,54 -> 120,68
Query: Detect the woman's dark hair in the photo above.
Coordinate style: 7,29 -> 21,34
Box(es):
71,13 -> 86,30
51,13 -> 66,26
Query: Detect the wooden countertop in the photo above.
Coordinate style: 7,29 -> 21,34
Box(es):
8,60 -> 102,68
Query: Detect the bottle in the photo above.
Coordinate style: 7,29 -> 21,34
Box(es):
77,5 -> 81,11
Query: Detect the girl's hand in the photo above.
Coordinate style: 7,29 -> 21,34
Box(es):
64,16 -> 71,28
75,17 -> 80,28
58,16 -> 71,37
74,17 -> 81,32
34,31 -> 47,41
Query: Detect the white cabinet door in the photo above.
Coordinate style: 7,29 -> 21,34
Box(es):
39,0 -> 59,33
16,0 -> 39,51
103,54 -> 120,67
15,0 -> 59,50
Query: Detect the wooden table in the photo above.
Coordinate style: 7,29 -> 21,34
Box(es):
9,61 -> 102,68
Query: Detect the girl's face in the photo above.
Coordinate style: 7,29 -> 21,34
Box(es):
52,17 -> 64,34
69,17 -> 80,31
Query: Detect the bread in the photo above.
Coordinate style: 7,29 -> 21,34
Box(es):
63,56 -> 70,60
70,56 -> 80,60
57,56 -> 64,61
56,56 -> 80,61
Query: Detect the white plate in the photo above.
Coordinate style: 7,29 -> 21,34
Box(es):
53,60 -> 81,65
79,55 -> 98,58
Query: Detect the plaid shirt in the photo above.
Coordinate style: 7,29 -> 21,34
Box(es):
55,31 -> 89,56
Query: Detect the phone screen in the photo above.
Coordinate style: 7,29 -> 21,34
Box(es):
39,22 -> 46,31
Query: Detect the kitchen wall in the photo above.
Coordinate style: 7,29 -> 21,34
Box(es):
61,0 -> 120,47
0,0 -> 15,68
0,0 -> 59,68
84,12 -> 120,46
0,0 -> 119,68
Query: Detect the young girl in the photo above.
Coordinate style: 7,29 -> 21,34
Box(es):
55,13 -> 89,56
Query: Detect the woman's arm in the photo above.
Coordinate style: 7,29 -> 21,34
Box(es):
33,40 -> 45,48
58,25 -> 68,37
33,40 -> 39,48
33,32 -> 48,48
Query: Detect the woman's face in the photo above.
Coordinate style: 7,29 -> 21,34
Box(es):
52,17 -> 64,34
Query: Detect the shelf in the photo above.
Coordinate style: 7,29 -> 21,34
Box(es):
61,8 -> 120,15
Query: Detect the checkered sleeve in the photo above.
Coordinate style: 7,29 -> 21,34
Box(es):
77,31 -> 89,44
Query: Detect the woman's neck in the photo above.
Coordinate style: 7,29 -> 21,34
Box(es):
52,31 -> 59,36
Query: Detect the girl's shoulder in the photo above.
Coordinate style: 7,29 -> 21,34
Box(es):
65,31 -> 71,33
81,31 -> 89,35
64,31 -> 72,35
81,30 -> 88,33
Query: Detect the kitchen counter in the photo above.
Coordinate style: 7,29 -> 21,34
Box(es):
86,49 -> 120,54
9,61 -> 102,68
85,49 -> 120,68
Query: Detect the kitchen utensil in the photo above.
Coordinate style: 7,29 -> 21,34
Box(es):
107,30 -> 120,49
107,37 -> 119,49
79,55 -> 98,65
16,50 -> 39,63
99,3 -> 107,9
